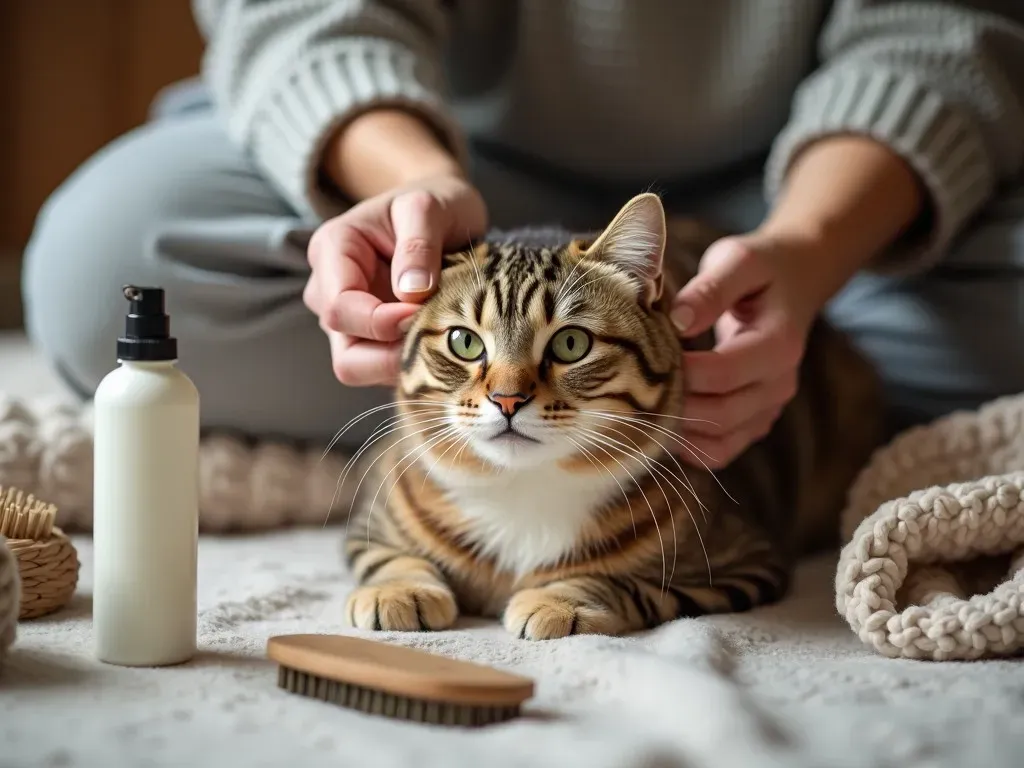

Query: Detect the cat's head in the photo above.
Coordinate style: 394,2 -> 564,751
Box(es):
397,192 -> 683,471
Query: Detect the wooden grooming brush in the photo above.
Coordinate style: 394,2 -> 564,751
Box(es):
267,634 -> 534,726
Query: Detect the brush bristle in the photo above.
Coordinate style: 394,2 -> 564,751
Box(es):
275,664 -> 521,726
0,485 -> 57,540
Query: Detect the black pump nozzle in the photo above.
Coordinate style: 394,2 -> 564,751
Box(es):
117,285 -> 178,361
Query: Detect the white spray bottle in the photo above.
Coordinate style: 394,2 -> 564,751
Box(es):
92,285 -> 199,666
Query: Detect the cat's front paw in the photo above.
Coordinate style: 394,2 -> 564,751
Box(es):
503,588 -> 622,640
346,581 -> 458,632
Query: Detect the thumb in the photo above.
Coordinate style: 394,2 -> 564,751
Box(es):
671,236 -> 771,337
389,190 -> 446,303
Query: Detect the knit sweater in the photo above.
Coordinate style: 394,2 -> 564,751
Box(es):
190,0 -> 1024,270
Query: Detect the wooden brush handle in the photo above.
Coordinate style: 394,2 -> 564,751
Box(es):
267,634 -> 535,706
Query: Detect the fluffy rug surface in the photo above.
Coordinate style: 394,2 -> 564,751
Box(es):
4,529 -> 1024,768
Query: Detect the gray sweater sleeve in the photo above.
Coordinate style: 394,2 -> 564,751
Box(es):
190,0 -> 466,221
764,1 -> 1024,273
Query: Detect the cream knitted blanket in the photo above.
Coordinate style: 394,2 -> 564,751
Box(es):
0,394 -> 354,532
836,395 -> 1024,661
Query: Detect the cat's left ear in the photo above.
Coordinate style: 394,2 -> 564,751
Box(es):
584,192 -> 667,308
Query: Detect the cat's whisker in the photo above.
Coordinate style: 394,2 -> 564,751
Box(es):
336,411 -> 451,479
554,255 -> 585,302
421,429 -> 471,490
580,411 -> 712,517
349,420 -> 457,545
450,427 -> 476,469
582,426 -> 681,592
576,430 -> 672,594
660,429 -> 721,464
565,434 -> 638,540
343,414 -> 452,492
320,400 -> 450,462
563,436 -> 638,558
560,270 -> 620,304
578,412 -> 707,506
337,415 -> 454,535
323,404 -> 452,512
580,407 -> 720,428
580,409 -> 736,506
325,410 -> 451,529
665,433 -> 736,498
377,426 -> 462,523
578,425 -> 713,590
577,426 -> 673,530
555,257 -> 603,304
355,408 -> 450,451
573,431 -> 666,592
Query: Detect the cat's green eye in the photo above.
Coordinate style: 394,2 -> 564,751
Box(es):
549,327 -> 592,364
448,327 -> 486,361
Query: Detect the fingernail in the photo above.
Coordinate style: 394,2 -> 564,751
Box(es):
398,269 -> 432,294
671,304 -> 695,332
397,315 -> 416,334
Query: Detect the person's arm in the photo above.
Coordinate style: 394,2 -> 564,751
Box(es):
190,0 -> 466,219
672,1 -> 1024,469
764,0 -> 1024,275
757,135 -> 925,314
322,108 -> 465,201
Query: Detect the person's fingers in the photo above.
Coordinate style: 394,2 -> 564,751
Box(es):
309,216 -> 424,342
308,221 -> 378,302
323,293 -> 420,342
682,319 -> 800,395
671,237 -> 772,337
677,408 -> 780,470
307,220 -> 388,336
327,329 -> 403,388
680,373 -> 798,438
369,254 -> 399,304
302,274 -> 322,316
389,190 -> 446,303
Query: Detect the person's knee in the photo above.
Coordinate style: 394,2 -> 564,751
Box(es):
22,117 -> 246,396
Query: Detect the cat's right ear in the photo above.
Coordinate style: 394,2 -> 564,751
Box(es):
584,193 -> 667,308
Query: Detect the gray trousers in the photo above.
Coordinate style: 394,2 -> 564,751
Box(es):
21,107 -> 1024,448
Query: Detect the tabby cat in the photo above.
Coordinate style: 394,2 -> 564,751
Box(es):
341,193 -> 882,640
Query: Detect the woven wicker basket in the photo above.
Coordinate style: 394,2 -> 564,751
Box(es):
7,528 -> 78,619
0,486 -> 79,620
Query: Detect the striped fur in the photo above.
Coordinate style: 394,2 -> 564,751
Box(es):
341,193 -> 883,640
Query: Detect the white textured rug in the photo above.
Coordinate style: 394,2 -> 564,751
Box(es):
3,335 -> 1024,766
4,529 -> 1024,768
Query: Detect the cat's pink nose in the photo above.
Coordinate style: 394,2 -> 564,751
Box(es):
488,392 -> 531,417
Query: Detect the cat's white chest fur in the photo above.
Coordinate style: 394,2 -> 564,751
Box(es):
432,462 -> 621,576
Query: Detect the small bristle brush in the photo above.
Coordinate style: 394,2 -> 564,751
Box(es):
266,634 -> 534,726
0,484 -> 57,540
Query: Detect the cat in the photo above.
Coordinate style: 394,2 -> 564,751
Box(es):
340,192 -> 883,640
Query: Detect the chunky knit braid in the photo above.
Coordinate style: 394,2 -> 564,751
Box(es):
0,395 -> 355,532
837,395 -> 1024,661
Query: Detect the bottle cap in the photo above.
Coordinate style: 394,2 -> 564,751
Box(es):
116,285 -> 178,361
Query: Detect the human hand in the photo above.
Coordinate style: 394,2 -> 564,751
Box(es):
670,233 -> 823,470
303,174 -> 488,387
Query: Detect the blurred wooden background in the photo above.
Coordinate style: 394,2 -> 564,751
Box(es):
0,0 -> 203,329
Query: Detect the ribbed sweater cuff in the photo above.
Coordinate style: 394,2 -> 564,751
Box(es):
242,40 -> 468,221
765,67 -> 995,274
